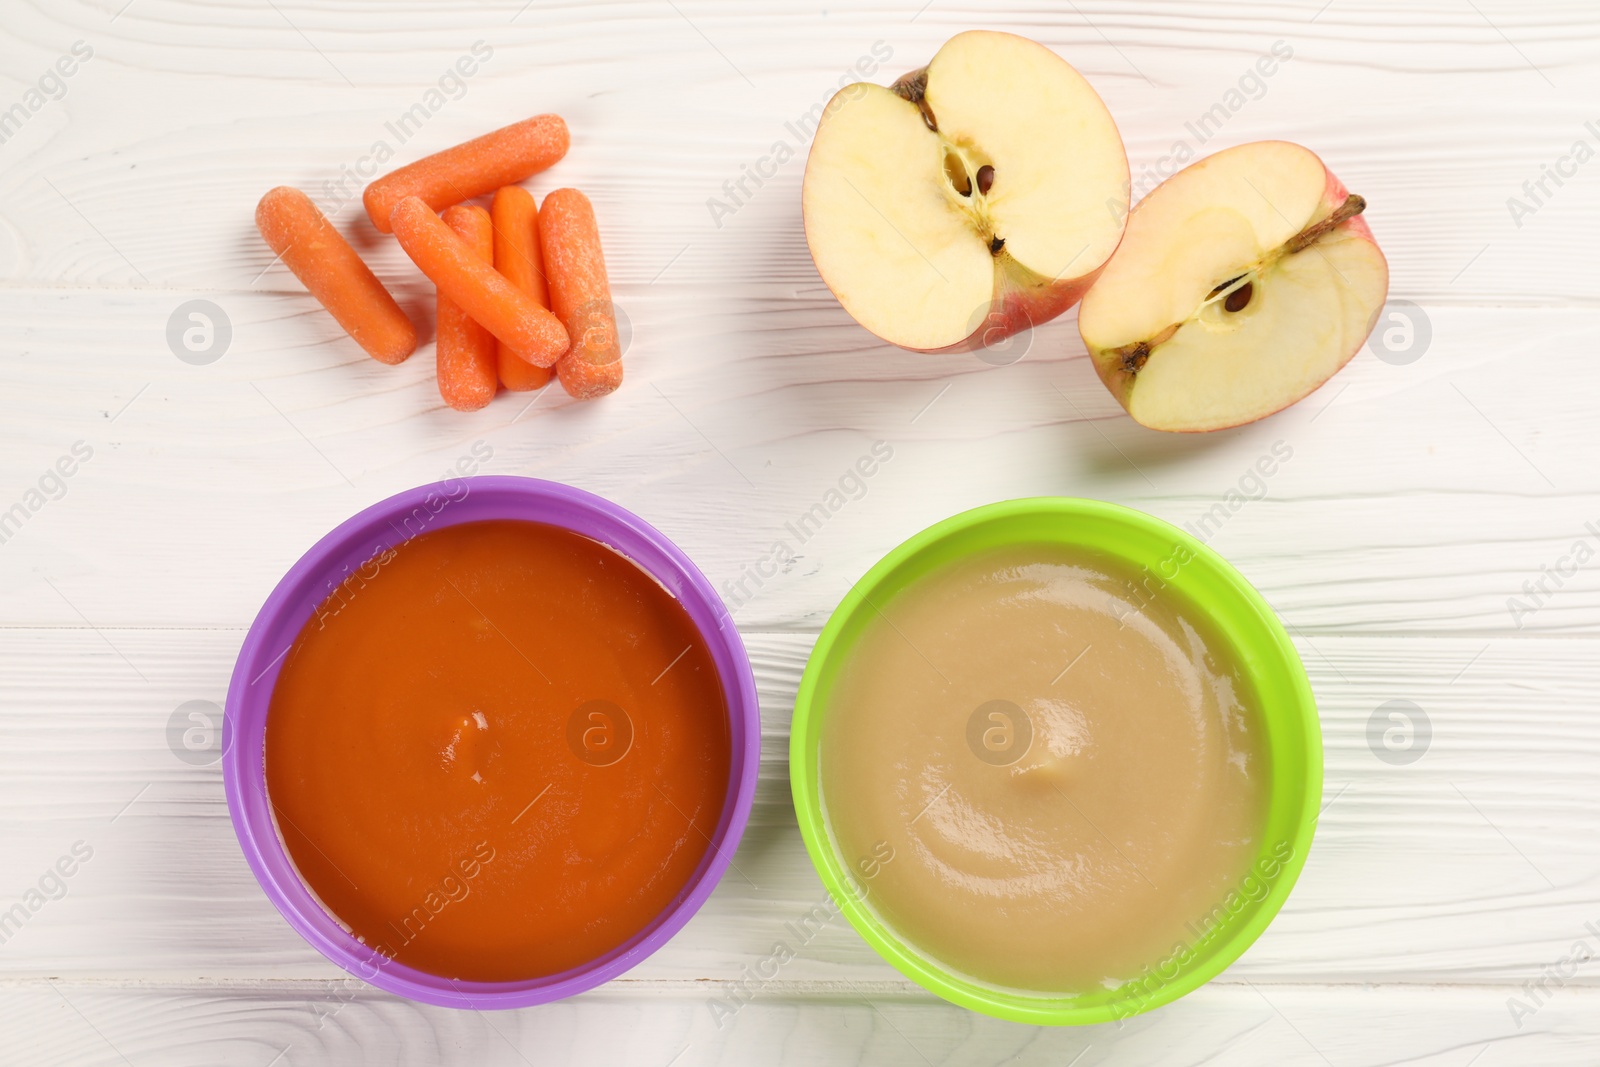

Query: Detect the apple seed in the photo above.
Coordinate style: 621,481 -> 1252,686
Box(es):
1116,194 -> 1366,367
976,164 -> 995,195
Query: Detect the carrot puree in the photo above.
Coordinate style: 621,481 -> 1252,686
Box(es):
264,519 -> 730,982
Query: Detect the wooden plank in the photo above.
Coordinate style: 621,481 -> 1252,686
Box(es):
0,291 -> 1592,633
0,2 -> 1593,304
3,979 -> 1593,1066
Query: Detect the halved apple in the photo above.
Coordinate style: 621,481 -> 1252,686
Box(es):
1078,140 -> 1389,432
802,30 -> 1129,353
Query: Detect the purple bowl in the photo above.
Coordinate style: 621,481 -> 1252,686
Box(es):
223,476 -> 760,1009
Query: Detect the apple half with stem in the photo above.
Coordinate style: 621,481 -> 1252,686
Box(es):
802,30 -> 1129,353
1078,140 -> 1388,432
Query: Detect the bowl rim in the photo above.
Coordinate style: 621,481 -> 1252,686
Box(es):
788,496 -> 1322,1025
223,475 -> 761,1009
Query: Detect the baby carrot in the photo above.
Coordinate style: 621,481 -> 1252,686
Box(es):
436,205 -> 497,412
538,188 -> 623,400
490,186 -> 552,392
364,115 -> 569,233
254,186 -> 416,365
390,196 -> 569,368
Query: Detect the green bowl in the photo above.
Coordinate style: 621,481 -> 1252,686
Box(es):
789,497 -> 1322,1025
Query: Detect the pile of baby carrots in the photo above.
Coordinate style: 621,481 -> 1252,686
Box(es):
254,114 -> 622,410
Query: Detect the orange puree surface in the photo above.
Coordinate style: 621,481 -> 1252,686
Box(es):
264,519 -> 730,982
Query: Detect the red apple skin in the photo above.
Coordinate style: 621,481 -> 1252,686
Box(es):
919,257 -> 1109,355
1319,163 -> 1380,248
1298,162 -> 1388,407
798,196 -> 1118,355
1086,147 -> 1388,432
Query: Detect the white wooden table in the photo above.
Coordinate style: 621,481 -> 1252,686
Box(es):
3,1 -> 1598,1062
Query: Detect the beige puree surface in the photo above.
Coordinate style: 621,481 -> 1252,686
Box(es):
820,543 -> 1269,993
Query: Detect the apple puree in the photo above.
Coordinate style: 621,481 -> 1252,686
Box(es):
820,543 -> 1268,993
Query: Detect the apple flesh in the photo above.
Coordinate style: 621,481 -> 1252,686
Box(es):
802,30 -> 1129,353
1078,140 -> 1388,432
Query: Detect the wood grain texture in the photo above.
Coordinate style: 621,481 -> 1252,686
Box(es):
7,980 -> 1600,1066
0,1 -> 1595,303
0,290 -> 1592,634
1,0 -> 1598,1062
